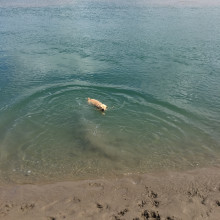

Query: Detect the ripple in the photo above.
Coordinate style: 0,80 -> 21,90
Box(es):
0,81 -> 220,184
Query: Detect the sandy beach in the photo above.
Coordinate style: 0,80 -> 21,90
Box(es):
0,166 -> 220,220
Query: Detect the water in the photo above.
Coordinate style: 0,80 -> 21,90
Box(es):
0,0 -> 220,184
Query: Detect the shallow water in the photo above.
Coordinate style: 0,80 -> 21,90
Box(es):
0,0 -> 220,184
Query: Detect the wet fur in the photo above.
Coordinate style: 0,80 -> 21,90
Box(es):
88,98 -> 107,111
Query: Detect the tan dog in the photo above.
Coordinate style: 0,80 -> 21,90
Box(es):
88,98 -> 107,112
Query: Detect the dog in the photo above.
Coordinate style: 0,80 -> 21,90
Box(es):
88,98 -> 107,112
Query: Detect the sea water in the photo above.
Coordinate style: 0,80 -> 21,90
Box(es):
0,0 -> 220,184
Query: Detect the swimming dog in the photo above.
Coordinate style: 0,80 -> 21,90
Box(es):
88,98 -> 107,112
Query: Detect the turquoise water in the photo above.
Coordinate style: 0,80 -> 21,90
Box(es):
0,0 -> 220,184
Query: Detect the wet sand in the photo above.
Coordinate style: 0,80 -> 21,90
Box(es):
0,166 -> 220,220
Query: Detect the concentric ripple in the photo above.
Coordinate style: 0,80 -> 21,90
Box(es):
0,81 -> 219,184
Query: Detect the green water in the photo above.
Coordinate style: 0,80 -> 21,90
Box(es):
0,0 -> 220,184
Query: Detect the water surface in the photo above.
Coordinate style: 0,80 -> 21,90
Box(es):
0,0 -> 220,184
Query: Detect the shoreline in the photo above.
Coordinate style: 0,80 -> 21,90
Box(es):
1,166 -> 220,220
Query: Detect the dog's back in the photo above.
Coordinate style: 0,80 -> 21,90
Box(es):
88,98 -> 102,106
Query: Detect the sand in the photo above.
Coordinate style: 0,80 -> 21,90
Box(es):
0,166 -> 220,220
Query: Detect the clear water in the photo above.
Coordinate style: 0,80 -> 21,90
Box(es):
0,0 -> 220,184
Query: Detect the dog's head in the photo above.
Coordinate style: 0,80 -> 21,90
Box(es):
100,104 -> 107,111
